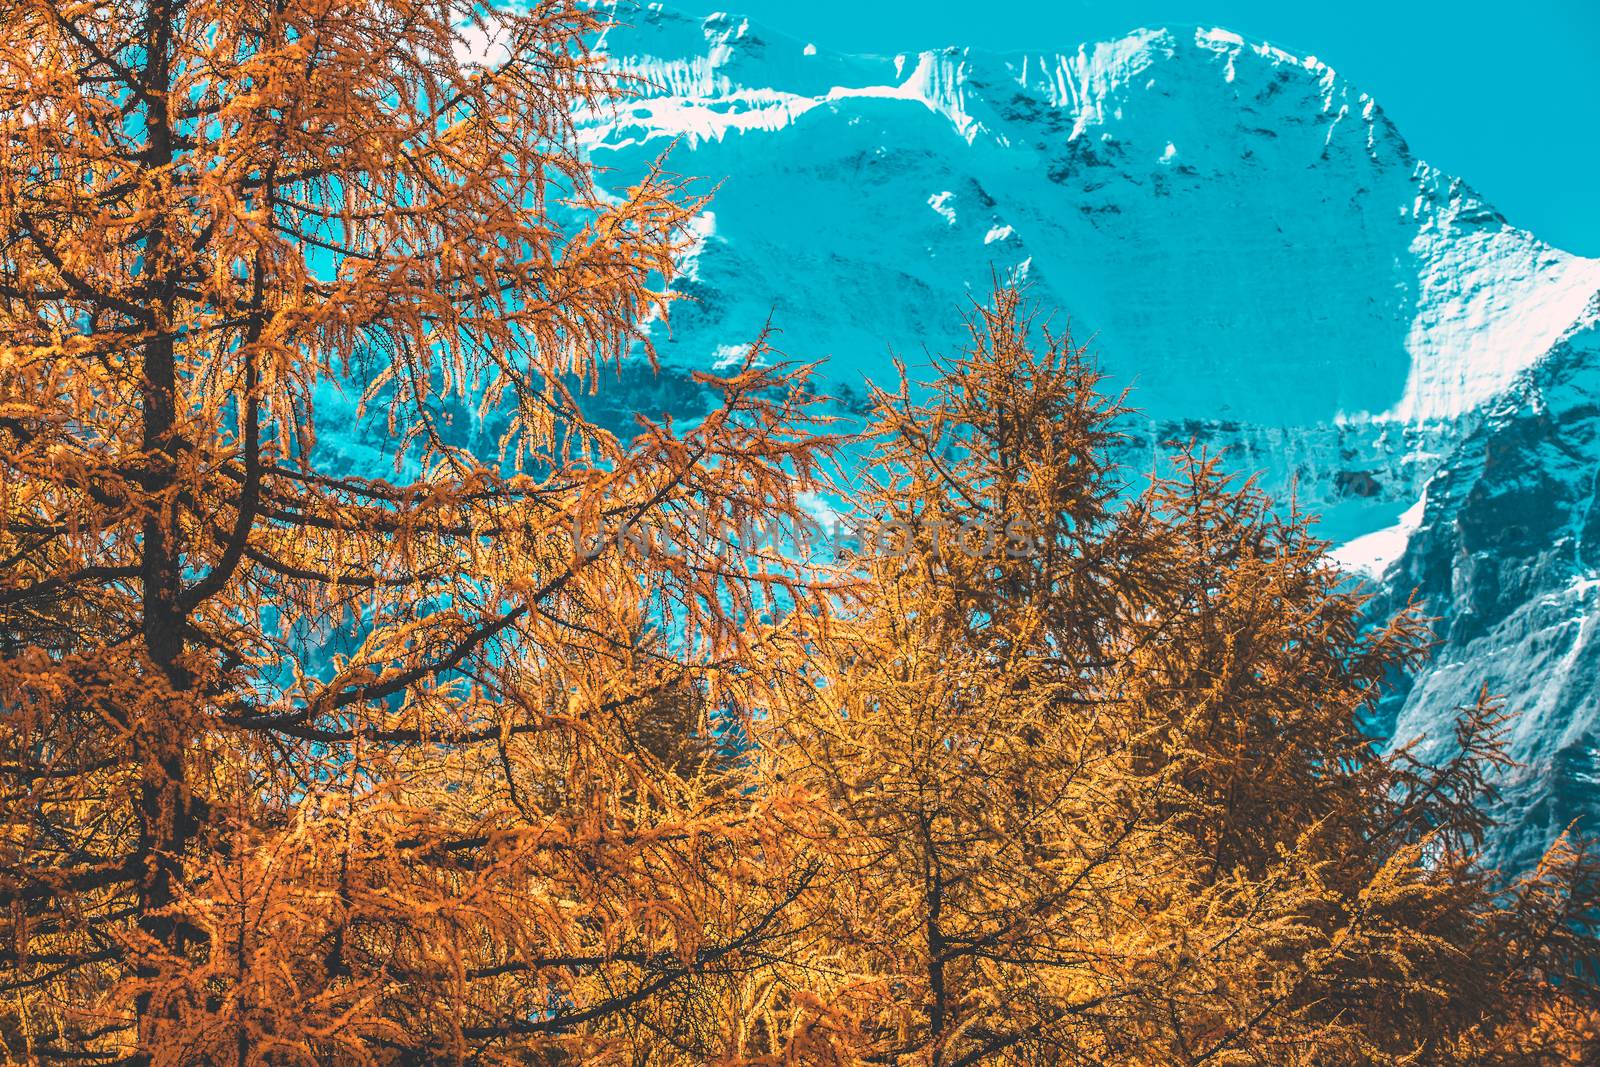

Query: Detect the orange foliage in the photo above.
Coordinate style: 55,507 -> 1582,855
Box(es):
1,2 -> 1597,1064
0,0 -> 839,1060
754,290 -> 1600,1065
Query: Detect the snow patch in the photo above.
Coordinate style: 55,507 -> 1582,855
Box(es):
823,52 -> 979,142
712,342 -> 757,370
1330,495 -> 1427,579
1388,196 -> 1600,422
453,10 -> 514,71
1197,27 -> 1245,48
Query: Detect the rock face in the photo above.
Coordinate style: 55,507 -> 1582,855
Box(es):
1374,302 -> 1600,865
578,2 -> 1600,863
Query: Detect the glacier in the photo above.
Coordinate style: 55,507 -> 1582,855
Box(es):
575,2 -> 1600,865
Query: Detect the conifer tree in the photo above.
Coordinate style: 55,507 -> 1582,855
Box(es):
756,287 -> 1600,1066
0,1 -> 836,1060
4,0 -> 1597,1059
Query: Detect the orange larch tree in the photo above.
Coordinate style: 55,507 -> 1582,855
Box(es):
5,1 -> 1598,1062
755,286 -> 1600,1065
0,1 -> 839,1061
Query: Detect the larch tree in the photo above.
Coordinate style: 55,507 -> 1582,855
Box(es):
755,287 -> 1600,1066
4,0 -> 1598,1062
0,0 -> 839,1062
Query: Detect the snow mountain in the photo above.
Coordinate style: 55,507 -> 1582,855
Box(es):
578,3 -> 1600,864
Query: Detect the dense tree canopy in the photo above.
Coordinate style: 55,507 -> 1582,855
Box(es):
1,1 -> 1596,1064
755,292 -> 1600,1064
0,0 -> 837,1060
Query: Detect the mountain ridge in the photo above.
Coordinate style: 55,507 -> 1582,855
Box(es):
575,2 -> 1600,864
583,3 -> 1599,435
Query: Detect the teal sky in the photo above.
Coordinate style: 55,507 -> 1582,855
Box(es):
709,0 -> 1598,257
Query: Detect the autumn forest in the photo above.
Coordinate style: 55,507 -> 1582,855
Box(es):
0,1 -> 1597,1063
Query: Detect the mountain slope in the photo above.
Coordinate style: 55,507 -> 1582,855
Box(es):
580,5 -> 1599,542
1375,301 -> 1600,865
578,3 -> 1600,861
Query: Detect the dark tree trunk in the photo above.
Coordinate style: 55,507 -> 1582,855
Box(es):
132,3 -> 202,1054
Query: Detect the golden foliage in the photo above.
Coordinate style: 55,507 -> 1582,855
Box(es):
1,1 -> 1596,1063
753,290 -> 1600,1065
0,1 -> 838,1061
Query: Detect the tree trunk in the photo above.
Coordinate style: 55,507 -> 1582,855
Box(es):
133,4 -> 201,1053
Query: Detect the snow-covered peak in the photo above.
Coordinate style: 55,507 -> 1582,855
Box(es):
574,1 -> 1600,872
580,5 -> 1600,435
